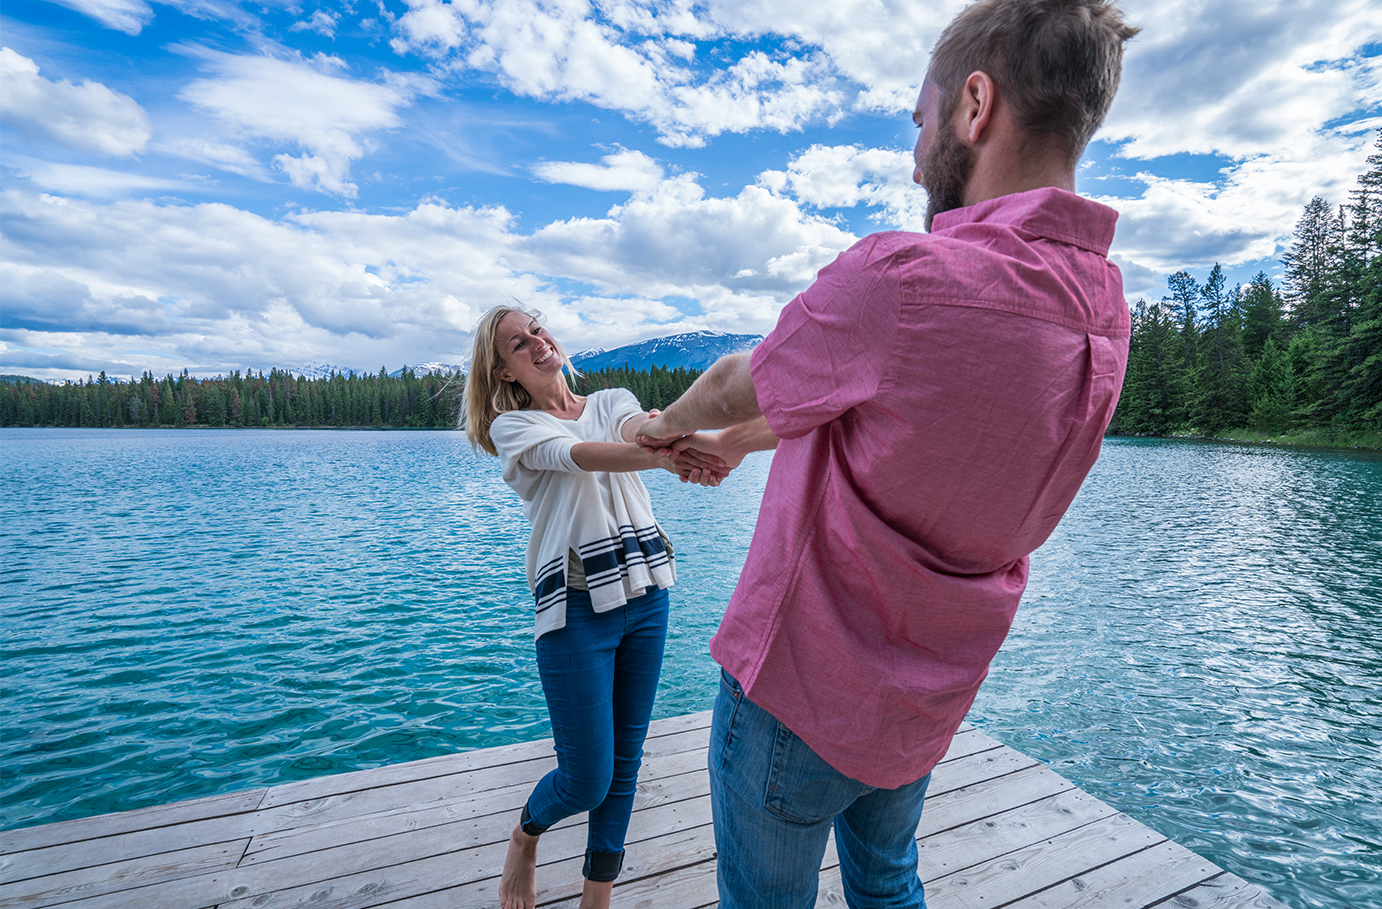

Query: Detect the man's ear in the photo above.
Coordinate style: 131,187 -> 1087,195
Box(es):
957,70 -> 996,144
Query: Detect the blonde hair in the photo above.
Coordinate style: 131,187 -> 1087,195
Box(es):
463,305 -> 579,456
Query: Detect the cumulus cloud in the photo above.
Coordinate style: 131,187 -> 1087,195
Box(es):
0,165 -> 857,375
533,148 -> 665,192
389,0 -> 860,146
1100,132 -> 1376,273
0,48 -> 152,156
1105,0 -> 1381,160
178,50 -> 433,196
760,143 -> 925,229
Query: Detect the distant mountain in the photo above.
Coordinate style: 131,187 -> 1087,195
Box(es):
571,330 -> 763,372
388,362 -> 465,379
288,362 -> 359,380
1,375 -> 41,385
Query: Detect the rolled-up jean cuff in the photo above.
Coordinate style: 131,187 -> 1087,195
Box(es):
520,802 -> 551,837
583,848 -> 625,882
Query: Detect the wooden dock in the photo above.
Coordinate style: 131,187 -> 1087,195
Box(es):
1,711 -> 1290,909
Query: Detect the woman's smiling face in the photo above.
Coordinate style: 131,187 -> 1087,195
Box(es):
495,311 -> 563,389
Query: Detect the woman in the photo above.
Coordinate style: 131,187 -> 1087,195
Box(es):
465,306 -> 715,909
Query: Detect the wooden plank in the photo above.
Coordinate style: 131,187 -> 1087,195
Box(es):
927,745 -> 1039,797
917,763 -> 1076,836
814,788 -> 1119,907
924,812 -> 1164,908
1154,873 -> 1294,909
0,841 -> 245,909
934,727 -> 1005,764
0,790 -> 266,854
4,724 -> 711,884
241,746 -> 710,866
213,797 -> 716,909
257,719 -> 711,811
1002,838 -> 1220,909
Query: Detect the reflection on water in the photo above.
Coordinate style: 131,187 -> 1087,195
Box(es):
969,438 -> 1382,908
2,430 -> 1379,908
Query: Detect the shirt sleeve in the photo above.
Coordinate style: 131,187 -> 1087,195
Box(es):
603,388 -> 646,442
491,412 -> 580,474
750,234 -> 905,440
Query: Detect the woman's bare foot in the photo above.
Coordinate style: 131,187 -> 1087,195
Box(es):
498,823 -> 539,909
578,878 -> 613,909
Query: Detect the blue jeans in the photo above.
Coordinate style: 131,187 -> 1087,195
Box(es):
526,586 -> 668,881
709,671 -> 931,909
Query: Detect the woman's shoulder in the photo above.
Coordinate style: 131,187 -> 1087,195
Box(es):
494,406 -> 572,427
587,387 -> 639,410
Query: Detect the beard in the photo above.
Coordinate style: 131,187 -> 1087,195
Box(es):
921,122 -> 975,232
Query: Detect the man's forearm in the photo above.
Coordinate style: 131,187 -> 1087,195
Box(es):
657,352 -> 762,436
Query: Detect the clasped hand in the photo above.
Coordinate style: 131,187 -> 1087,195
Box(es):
637,423 -> 734,489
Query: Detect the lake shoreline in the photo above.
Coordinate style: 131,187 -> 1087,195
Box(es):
1111,427 -> 1382,451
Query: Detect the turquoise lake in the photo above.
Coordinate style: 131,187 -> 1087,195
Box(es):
2,428 -> 1379,907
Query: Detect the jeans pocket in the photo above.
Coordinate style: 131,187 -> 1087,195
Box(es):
763,721 -> 865,824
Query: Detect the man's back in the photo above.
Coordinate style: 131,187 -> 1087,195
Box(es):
710,187 -> 1130,787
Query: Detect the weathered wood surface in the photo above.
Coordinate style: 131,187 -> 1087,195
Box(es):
0,711 -> 1291,909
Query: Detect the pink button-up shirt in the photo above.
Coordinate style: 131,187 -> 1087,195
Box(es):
709,187 -> 1129,788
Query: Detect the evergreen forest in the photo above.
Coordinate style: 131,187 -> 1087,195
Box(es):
1110,132 -> 1382,444
0,363 -> 704,430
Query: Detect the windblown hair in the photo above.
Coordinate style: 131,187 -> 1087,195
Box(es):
463,305 -> 579,457
928,0 -> 1139,162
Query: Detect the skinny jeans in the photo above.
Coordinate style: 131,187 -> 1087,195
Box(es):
525,585 -> 669,880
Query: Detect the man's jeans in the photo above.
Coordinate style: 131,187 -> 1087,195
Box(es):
709,670 -> 931,909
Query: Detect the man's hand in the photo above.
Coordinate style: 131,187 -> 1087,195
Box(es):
672,437 -> 732,486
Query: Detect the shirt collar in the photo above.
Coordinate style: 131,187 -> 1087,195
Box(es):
931,187 -> 1118,255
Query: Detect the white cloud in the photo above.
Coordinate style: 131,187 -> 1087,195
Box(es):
1105,0 -> 1381,161
0,48 -> 152,156
761,143 -> 925,229
177,50 -> 433,196
1102,132 -> 1375,273
0,166 -> 858,376
390,0 -> 858,146
533,149 -> 665,192
6,158 -> 190,197
44,0 -> 154,35
158,138 -> 272,180
291,10 -> 339,38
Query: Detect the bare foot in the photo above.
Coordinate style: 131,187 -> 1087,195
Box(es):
578,878 -> 613,909
499,823 -> 539,909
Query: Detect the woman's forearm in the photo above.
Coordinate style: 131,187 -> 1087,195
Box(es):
570,441 -> 669,473
720,416 -> 779,458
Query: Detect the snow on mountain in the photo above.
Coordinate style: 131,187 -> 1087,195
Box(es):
388,362 -> 465,378
570,331 -> 763,373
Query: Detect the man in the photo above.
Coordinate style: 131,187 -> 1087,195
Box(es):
639,1 -> 1139,906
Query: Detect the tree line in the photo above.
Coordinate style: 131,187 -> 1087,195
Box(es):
1111,132 -> 1381,443
0,363 -> 705,430
1,367 -> 462,429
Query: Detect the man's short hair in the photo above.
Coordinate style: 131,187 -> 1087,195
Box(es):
928,0 -> 1139,161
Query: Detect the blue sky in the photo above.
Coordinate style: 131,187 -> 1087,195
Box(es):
2,0 -> 1380,380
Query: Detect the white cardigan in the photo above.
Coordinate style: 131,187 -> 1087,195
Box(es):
490,389 -> 675,639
